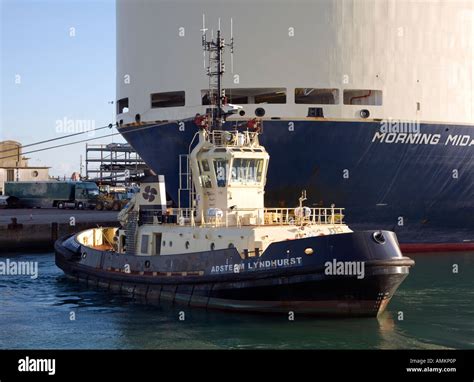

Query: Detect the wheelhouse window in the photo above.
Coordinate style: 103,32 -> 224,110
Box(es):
231,158 -> 264,184
213,159 -> 228,187
117,98 -> 129,114
198,159 -> 212,188
295,88 -> 339,104
201,175 -> 212,188
201,160 -> 210,172
201,88 -> 286,105
151,91 -> 185,108
343,89 -> 383,105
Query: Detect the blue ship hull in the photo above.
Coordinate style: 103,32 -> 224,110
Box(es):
55,230 -> 414,316
118,119 -> 474,249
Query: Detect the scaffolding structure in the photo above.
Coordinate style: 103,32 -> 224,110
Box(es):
85,143 -> 149,186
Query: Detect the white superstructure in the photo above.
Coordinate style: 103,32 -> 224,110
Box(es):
110,127 -> 351,257
116,0 -> 474,126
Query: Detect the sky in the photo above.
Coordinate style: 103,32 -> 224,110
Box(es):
0,0 -> 121,177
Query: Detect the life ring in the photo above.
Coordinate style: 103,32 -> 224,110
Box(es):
194,114 -> 208,129
246,118 -> 261,132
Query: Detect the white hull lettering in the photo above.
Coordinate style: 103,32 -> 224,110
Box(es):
372,133 -> 473,146
211,257 -> 303,273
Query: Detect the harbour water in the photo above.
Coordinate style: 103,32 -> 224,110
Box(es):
0,252 -> 472,349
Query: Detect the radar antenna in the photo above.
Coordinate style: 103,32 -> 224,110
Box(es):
201,16 -> 234,131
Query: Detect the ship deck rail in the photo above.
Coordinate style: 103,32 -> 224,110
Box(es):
174,206 -> 345,228
207,130 -> 260,147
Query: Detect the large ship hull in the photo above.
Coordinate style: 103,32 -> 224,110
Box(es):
118,119 -> 474,250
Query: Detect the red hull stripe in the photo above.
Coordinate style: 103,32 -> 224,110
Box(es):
400,242 -> 474,253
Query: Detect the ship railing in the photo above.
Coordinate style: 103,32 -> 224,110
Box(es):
261,207 -> 345,225
176,208 -> 194,224
172,207 -> 345,227
207,130 -> 260,147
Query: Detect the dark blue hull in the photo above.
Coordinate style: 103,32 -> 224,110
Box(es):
55,230 -> 414,316
119,119 -> 474,247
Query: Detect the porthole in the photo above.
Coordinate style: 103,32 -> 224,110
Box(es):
144,260 -> 151,268
169,241 -> 173,247
255,107 -> 265,117
163,241 -> 166,247
210,243 -> 215,251
185,241 -> 190,249
32,170 -> 39,178
135,113 -> 141,123
360,109 -> 370,119
239,110 -> 245,116
82,252 -> 87,259
228,243 -> 235,248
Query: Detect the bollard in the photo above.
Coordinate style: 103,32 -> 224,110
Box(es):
7,217 -> 23,230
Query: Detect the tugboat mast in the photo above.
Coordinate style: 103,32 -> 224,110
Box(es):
202,18 -> 234,130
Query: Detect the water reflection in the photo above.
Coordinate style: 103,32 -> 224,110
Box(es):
0,252 -> 472,349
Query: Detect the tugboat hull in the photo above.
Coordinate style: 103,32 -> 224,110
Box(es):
55,230 -> 413,317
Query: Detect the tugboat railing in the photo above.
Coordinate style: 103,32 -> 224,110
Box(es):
173,207 -> 345,227
262,207 -> 345,225
207,130 -> 260,147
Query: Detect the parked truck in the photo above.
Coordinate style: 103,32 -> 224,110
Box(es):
4,181 -> 99,209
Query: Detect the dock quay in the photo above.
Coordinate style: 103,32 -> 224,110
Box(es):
0,209 -> 119,252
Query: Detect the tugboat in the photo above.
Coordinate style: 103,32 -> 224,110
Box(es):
55,25 -> 414,317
